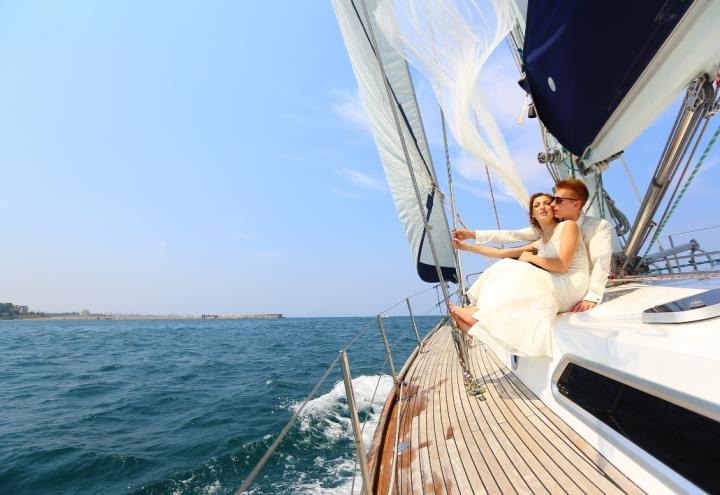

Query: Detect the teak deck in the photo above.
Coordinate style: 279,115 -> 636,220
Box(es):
368,325 -> 645,494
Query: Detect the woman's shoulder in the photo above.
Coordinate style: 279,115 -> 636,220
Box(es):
554,220 -> 579,240
557,219 -> 579,231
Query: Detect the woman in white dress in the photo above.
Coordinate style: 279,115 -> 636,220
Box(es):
449,192 -> 589,357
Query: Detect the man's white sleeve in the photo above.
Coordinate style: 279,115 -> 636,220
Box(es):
474,227 -> 538,244
585,220 -> 613,303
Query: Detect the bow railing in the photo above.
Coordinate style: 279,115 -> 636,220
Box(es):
235,283 -> 453,495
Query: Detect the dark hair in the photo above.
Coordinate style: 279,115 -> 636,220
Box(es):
528,192 -> 557,229
555,179 -> 589,205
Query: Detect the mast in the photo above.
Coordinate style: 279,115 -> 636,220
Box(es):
621,77 -> 718,273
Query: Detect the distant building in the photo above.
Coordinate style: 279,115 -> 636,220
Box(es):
80,309 -> 91,317
14,305 -> 29,314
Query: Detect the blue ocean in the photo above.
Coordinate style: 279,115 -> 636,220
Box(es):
0,316 -> 439,494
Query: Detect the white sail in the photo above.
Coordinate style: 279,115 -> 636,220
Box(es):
374,0 -> 530,207
332,0 -> 457,283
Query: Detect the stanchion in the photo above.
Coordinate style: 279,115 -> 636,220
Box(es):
405,298 -> 424,351
340,350 -> 372,495
377,315 -> 399,393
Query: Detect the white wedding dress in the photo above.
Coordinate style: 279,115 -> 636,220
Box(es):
465,221 -> 590,357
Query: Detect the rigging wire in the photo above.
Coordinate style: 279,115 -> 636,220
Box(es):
665,223 -> 720,237
620,155 -> 643,202
484,165 -> 502,231
469,109 -> 504,234
425,2 -> 467,302
378,283 -> 442,315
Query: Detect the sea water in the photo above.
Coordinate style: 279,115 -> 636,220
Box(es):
0,316 -> 438,494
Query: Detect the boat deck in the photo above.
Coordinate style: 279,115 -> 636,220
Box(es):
370,325 -> 645,494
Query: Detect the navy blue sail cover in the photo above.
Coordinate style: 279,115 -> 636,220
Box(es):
521,0 -> 693,158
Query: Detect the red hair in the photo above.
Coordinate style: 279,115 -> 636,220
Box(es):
555,179 -> 589,205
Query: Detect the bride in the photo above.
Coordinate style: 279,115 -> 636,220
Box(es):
449,192 -> 589,357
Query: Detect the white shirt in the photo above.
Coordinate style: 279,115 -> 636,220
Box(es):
474,216 -> 613,304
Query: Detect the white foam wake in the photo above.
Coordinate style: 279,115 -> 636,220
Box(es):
288,374 -> 394,494
291,374 -> 393,446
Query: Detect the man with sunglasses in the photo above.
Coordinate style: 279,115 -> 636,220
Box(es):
453,179 -> 613,312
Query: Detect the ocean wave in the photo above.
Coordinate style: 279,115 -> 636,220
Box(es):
290,374 -> 393,447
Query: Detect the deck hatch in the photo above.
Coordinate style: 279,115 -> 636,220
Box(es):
557,363 -> 720,493
643,287 -> 720,323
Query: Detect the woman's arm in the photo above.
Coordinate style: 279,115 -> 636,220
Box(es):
453,238 -> 536,259
519,221 -> 579,273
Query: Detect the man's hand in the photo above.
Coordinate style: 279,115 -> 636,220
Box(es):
452,228 -> 473,241
571,300 -> 597,312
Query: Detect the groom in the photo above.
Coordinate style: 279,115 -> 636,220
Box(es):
454,179 -> 613,312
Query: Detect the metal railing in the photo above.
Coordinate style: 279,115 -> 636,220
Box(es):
235,283 -> 450,495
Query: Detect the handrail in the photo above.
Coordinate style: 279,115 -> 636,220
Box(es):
236,286 -> 448,494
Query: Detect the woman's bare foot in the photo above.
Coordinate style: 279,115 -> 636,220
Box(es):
449,303 -> 478,327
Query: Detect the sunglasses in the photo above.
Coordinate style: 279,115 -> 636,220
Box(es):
552,196 -> 579,204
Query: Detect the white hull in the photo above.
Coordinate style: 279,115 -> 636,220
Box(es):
484,279 -> 720,494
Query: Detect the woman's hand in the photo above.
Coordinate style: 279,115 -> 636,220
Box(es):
452,238 -> 468,251
452,228 -> 474,241
518,252 -> 535,263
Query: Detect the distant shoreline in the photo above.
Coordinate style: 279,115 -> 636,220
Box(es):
10,313 -> 284,321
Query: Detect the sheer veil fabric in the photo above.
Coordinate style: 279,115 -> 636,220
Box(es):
374,0 -> 529,207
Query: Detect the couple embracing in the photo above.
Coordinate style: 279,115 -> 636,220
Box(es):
449,179 -> 613,358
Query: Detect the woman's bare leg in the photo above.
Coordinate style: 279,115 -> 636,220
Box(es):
455,317 -> 473,334
449,303 -> 478,325
448,303 -> 478,327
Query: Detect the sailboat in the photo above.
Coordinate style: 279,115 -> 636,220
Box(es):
326,0 -> 720,494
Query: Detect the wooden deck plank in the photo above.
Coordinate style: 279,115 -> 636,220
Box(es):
446,341 -> 502,494
417,331 -> 443,495
468,345 -> 569,493
403,332 -> 438,495
478,346 -> 610,495
437,333 -> 478,495
462,344 -> 545,494
427,331 -> 454,494
398,339 -> 427,495
480,345 -> 629,494
374,325 -> 644,495
484,350 -> 646,495
478,345 -> 612,495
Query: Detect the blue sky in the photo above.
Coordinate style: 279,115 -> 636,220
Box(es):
2,1 -> 719,316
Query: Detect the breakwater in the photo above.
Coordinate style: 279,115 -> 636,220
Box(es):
27,313 -> 284,321
201,313 -> 283,319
